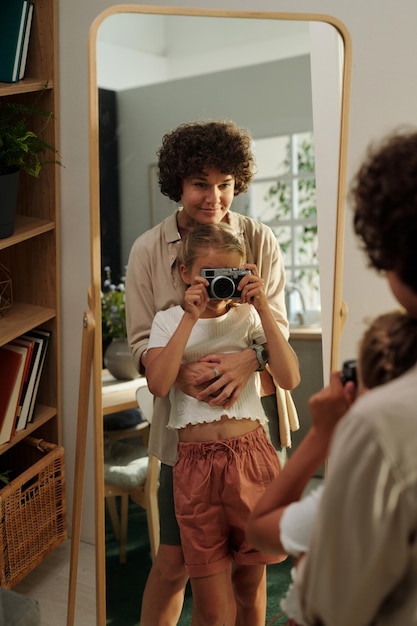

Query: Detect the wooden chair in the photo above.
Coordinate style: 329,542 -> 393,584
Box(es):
104,383 -> 160,563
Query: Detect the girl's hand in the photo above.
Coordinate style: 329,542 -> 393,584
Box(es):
239,264 -> 268,310
183,277 -> 209,319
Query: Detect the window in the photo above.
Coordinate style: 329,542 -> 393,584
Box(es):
249,132 -> 320,320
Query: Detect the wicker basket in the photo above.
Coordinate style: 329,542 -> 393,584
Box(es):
0,437 -> 67,588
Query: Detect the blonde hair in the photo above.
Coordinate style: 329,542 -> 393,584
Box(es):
178,222 -> 246,269
359,310 -> 417,388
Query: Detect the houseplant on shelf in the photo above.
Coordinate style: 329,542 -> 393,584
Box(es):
0,96 -> 61,239
101,266 -> 139,380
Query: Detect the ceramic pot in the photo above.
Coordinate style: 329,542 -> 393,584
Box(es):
0,169 -> 19,239
104,338 -> 139,381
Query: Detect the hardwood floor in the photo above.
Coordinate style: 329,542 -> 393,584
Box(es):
13,539 -> 96,626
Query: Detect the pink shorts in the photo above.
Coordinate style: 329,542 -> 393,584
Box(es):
173,425 -> 283,578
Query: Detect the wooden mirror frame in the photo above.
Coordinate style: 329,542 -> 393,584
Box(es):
85,6 -> 352,624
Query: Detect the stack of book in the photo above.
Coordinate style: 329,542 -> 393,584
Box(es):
0,0 -> 34,83
0,329 -> 51,445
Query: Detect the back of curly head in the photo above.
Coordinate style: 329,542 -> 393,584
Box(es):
157,119 -> 255,202
350,128 -> 417,293
359,310 -> 417,389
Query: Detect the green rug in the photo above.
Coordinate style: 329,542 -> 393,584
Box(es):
105,502 -> 292,625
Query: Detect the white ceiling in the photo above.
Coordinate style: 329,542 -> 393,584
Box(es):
98,13 -> 311,61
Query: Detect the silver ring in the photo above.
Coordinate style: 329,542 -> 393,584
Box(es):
212,368 -> 220,378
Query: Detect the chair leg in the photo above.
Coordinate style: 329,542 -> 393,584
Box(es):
145,503 -> 159,562
119,494 -> 129,564
106,495 -> 121,540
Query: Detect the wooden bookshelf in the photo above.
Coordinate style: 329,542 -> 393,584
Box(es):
0,215 -> 55,250
0,0 -> 62,472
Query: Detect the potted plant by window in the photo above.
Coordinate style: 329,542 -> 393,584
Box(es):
101,266 -> 139,380
0,97 -> 61,238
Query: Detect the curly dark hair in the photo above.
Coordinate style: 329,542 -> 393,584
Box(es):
350,128 -> 417,293
157,119 -> 256,202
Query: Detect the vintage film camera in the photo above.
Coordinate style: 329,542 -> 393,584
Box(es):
340,359 -> 358,385
200,268 -> 251,300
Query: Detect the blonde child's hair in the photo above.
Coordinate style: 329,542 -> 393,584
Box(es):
359,309 -> 417,388
178,222 -> 246,269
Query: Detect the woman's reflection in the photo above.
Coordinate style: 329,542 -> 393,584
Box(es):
125,120 -> 300,624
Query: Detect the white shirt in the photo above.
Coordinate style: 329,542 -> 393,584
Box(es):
279,485 -> 324,625
296,364 -> 417,625
148,303 -> 268,430
280,485 -> 324,558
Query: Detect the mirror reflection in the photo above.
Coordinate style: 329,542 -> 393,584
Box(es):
94,10 -> 345,624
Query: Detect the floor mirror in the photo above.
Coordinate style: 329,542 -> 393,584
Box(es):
83,6 -> 352,624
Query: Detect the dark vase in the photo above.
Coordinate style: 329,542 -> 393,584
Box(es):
0,169 -> 20,239
104,338 -> 139,381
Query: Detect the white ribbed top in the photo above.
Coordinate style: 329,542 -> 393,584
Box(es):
148,304 -> 268,430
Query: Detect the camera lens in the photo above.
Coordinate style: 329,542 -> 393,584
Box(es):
210,276 -> 235,299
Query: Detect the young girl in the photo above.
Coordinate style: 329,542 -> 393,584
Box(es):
248,309 -> 417,625
127,120 -> 299,626
145,222 -> 299,626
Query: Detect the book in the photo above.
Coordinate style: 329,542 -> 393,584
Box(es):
0,346 -> 24,433
0,344 -> 27,445
18,335 -> 42,427
0,0 -> 29,83
22,329 -> 51,423
7,343 -> 30,440
18,2 -> 34,80
11,337 -> 36,431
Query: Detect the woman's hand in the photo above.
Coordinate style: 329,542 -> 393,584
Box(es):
308,371 -> 357,439
176,349 -> 258,409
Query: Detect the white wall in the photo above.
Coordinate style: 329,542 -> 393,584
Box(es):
97,41 -> 168,91
97,15 -> 311,90
59,0 -> 417,546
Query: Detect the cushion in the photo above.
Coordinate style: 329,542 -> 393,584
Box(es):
103,407 -> 145,431
104,438 -> 149,488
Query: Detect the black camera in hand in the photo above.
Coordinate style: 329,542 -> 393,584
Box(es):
340,359 -> 357,385
200,268 -> 251,300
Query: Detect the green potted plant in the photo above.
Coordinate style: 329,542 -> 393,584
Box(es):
101,266 -> 138,380
0,96 -> 61,238
101,265 -> 127,343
